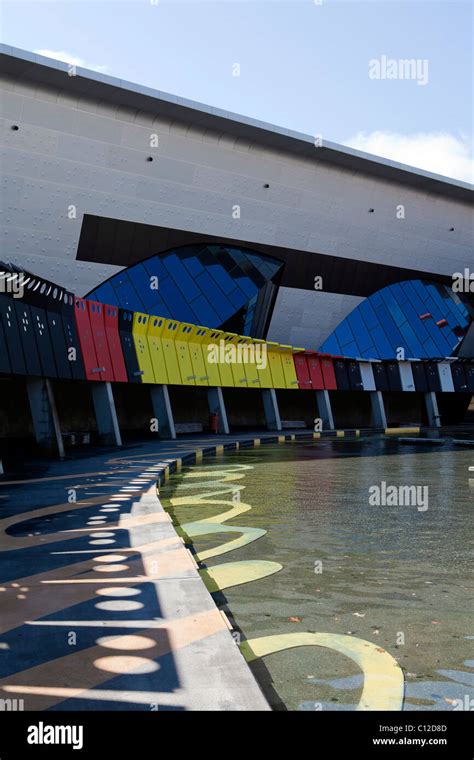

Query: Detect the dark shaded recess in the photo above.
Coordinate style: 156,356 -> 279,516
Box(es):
112,382 -> 157,439
77,215 -> 457,298
382,392 -> 426,427
222,388 -> 267,429
275,389 -> 317,428
51,379 -> 98,435
328,391 -> 372,428
0,377 -> 33,441
437,393 -> 472,426
165,385 -> 211,429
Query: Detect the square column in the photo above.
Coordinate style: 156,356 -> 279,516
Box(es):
425,391 -> 441,428
150,385 -> 176,439
370,390 -> 388,428
316,389 -> 334,430
26,378 -> 65,458
262,388 -> 282,431
207,387 -> 230,434
91,382 -> 122,446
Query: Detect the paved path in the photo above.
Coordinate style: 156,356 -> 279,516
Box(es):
0,432 -> 299,711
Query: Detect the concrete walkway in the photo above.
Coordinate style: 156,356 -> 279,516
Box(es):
0,432 -> 296,711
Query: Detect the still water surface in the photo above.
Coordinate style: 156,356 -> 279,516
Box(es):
161,438 -> 473,710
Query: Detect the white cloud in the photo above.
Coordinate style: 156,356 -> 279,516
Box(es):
34,49 -> 109,75
344,131 -> 473,184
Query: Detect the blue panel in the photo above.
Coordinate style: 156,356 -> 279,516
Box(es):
127,263 -> 163,309
162,254 -> 201,302
233,276 -> 256,298
207,263 -> 238,295
89,281 -> 117,306
190,294 -> 221,327
114,279 -> 145,312
158,278 -> 198,323
194,272 -> 230,321
183,255 -> 206,278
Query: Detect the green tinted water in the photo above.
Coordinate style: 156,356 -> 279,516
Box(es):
160,438 -> 473,711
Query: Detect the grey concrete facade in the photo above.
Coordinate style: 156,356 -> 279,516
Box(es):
0,45 -> 472,348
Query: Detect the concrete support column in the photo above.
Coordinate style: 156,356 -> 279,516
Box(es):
262,388 -> 282,431
150,384 -> 176,440
425,392 -> 441,428
91,382 -> 122,446
207,387 -> 230,434
316,389 -> 334,430
26,378 -> 65,458
370,390 -> 388,428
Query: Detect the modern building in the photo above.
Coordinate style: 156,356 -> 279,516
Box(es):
1,44 -> 473,358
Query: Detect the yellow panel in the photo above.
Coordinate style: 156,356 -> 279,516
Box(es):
255,339 -> 274,389
222,333 -> 248,388
146,315 -> 168,384
267,342 -> 286,388
236,337 -> 261,389
175,322 -> 196,385
194,327 -> 222,386
207,329 -> 235,387
182,324 -> 209,386
279,347 -> 299,390
161,320 -> 182,385
132,312 -> 156,384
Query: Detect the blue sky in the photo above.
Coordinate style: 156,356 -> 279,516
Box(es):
1,0 -> 472,181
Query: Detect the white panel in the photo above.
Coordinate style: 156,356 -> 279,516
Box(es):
399,361 -> 416,392
438,362 -> 455,392
359,362 -> 376,391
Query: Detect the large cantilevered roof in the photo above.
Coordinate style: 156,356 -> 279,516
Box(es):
0,43 -> 472,203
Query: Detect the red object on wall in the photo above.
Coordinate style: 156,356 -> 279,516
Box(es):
320,355 -> 337,390
74,297 -> 100,381
104,305 -> 128,382
293,353 -> 313,389
210,412 -> 219,433
87,300 -> 114,382
305,352 -> 324,390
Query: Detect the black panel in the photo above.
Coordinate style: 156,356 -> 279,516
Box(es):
29,304 -> 57,378
412,362 -> 429,392
465,362 -> 474,393
61,292 -> 86,380
13,301 -> 42,375
386,362 -> 402,392
346,360 -> 363,390
451,363 -> 468,392
333,359 -> 350,390
119,309 -> 141,383
425,362 -> 442,392
0,304 -> 12,374
0,296 -> 26,374
372,362 -> 389,391
22,276 -> 73,379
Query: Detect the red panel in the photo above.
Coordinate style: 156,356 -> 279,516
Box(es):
293,354 -> 312,389
104,305 -> 128,382
320,355 -> 337,390
307,354 -> 325,390
87,301 -> 114,381
74,298 -> 100,381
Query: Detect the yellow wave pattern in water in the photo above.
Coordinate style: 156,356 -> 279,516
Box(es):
161,462 -> 404,710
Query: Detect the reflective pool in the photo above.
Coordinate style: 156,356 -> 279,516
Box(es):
160,437 -> 473,711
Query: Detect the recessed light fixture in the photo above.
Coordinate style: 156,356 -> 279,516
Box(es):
368,208 -> 375,213
449,227 -> 455,231
263,183 -> 270,188
146,156 -> 154,162
11,125 -> 19,131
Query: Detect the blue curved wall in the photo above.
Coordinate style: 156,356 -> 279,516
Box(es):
319,280 -> 472,359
